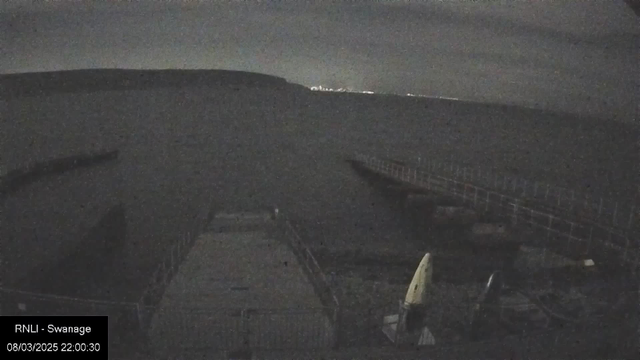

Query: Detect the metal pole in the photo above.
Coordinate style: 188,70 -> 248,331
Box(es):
177,234 -> 182,258
622,234 -> 630,263
486,191 -> 490,212
543,184 -> 549,200
463,184 -> 467,203
586,227 -> 593,253
627,205 -> 636,229
136,303 -> 144,329
474,187 -> 478,208
159,263 -> 166,286
568,223 -> 574,250
170,247 -> 174,271
607,231 -> 613,256
542,215 -> 554,266
597,198 -> 603,217
242,309 -> 250,348
530,208 -> 535,227
581,196 -> 589,219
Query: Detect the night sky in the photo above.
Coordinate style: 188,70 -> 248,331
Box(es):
2,0 -> 638,120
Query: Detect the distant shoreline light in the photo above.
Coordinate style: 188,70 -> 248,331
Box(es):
309,85 -> 458,101
309,85 -> 373,94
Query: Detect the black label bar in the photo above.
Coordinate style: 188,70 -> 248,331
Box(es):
1,316 -> 108,359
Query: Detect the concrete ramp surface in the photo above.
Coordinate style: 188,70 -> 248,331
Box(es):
147,214 -> 334,354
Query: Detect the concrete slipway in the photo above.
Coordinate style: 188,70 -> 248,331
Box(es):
147,211 -> 334,354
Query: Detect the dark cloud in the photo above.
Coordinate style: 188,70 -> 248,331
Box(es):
1,1 -> 638,120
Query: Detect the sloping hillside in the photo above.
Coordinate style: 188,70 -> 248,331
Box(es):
0,69 -> 305,98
